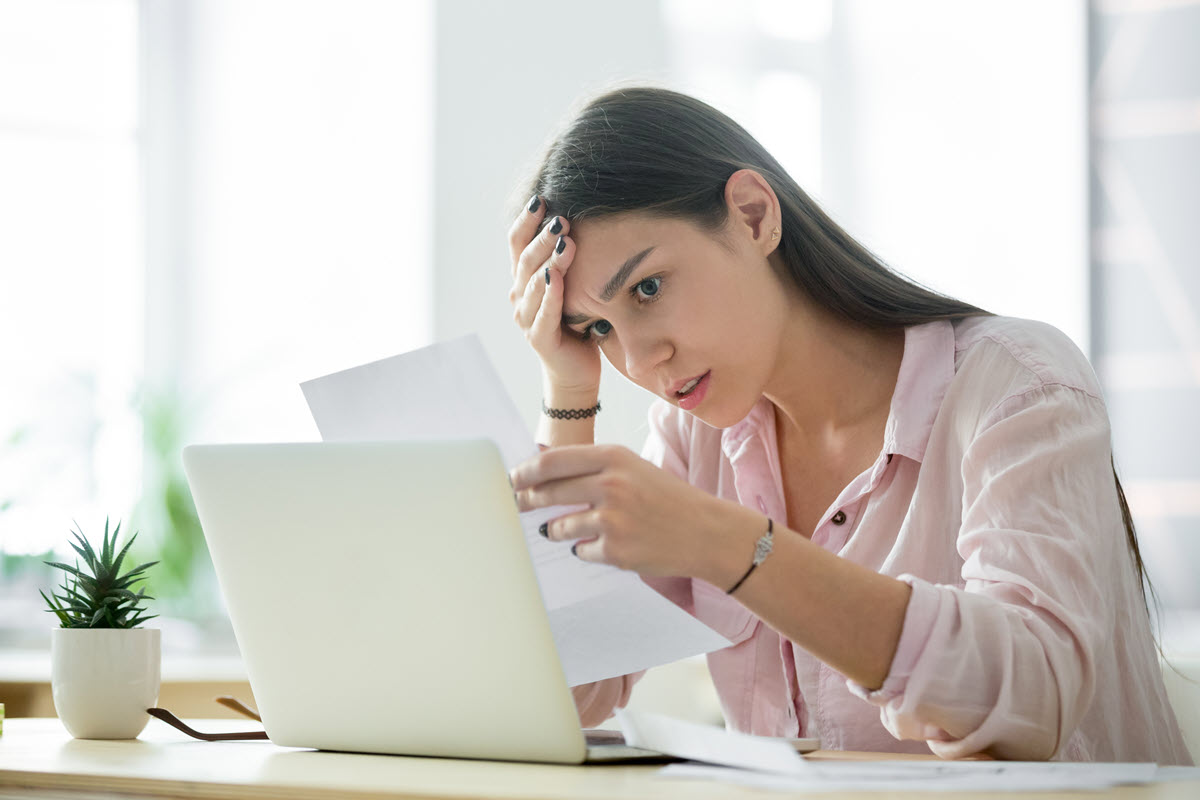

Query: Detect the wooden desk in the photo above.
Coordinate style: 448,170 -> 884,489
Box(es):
0,651 -> 255,719
1,718 -> 1197,800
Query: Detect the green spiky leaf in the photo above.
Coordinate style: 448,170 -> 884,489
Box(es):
69,524 -> 100,570
39,589 -> 72,626
108,533 -> 139,580
43,561 -> 85,579
101,519 -> 116,567
41,519 -> 158,629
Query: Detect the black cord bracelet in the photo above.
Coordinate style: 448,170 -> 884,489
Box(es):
542,400 -> 601,420
726,518 -> 774,595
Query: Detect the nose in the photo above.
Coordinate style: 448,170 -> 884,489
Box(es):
622,329 -> 672,385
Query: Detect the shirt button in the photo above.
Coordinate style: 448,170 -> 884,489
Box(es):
831,510 -> 846,525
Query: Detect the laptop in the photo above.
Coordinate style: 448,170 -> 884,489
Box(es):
182,439 -> 677,763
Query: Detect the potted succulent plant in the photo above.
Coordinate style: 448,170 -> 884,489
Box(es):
41,519 -> 161,739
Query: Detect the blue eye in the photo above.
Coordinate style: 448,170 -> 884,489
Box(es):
635,277 -> 661,298
587,319 -> 613,340
577,275 -> 663,342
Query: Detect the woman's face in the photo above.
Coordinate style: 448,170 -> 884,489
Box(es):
561,212 -> 794,428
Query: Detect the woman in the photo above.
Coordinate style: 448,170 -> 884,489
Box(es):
505,86 -> 1190,763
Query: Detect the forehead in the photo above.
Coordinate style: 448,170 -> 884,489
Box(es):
565,213 -> 706,301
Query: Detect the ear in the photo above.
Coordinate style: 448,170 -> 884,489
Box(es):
723,169 -> 782,256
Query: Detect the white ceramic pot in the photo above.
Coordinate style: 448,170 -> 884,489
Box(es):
51,627 -> 161,739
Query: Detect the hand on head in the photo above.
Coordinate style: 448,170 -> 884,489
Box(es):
507,196 -> 601,396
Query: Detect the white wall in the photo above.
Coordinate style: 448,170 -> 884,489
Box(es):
432,0 -> 673,454
156,0 -> 435,447
828,0 -> 1089,352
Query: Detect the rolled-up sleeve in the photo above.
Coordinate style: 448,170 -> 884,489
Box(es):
848,384 -> 1119,760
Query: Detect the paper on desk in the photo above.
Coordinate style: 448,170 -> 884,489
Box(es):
617,710 -> 810,776
300,335 -> 730,686
620,710 -> 1168,792
1156,766 -> 1200,782
658,760 -> 1161,792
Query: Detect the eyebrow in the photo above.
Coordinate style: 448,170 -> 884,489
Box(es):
561,246 -> 657,327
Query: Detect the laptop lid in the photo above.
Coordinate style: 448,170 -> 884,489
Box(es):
182,440 -> 588,764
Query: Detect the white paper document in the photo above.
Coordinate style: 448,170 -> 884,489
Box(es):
617,710 -> 1173,793
300,335 -> 730,686
617,710 -> 811,776
1156,766 -> 1200,782
659,760 -> 1162,792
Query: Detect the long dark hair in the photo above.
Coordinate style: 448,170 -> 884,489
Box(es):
519,84 -> 1154,614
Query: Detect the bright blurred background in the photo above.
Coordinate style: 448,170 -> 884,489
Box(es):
1,0 -> 1198,707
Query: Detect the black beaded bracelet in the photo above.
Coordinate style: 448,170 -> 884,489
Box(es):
541,400 -> 601,420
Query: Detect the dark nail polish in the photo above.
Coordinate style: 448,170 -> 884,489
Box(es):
570,542 -> 579,557
539,523 -> 548,538
549,216 -> 562,235
527,195 -> 541,213
555,236 -> 566,255
544,267 -> 550,285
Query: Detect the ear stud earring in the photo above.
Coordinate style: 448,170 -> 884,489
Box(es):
770,227 -> 780,240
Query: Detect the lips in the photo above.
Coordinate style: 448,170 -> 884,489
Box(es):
671,370 -> 711,411
669,371 -> 708,397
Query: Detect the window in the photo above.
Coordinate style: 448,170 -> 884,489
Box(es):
0,0 -> 141,557
1,0 -> 433,652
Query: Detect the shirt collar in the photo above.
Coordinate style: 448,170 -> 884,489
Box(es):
883,319 -> 956,463
719,320 -> 957,465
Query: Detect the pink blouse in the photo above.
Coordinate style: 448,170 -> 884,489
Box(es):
574,315 -> 1191,764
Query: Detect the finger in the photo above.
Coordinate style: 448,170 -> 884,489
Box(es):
529,263 -> 566,344
508,194 -> 546,276
508,218 -> 555,303
543,508 -> 606,543
514,262 -> 549,330
571,536 -> 603,563
511,220 -> 568,304
514,232 -> 576,327
549,232 -> 575,275
510,444 -> 624,491
512,218 -> 571,301
515,472 -> 603,513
